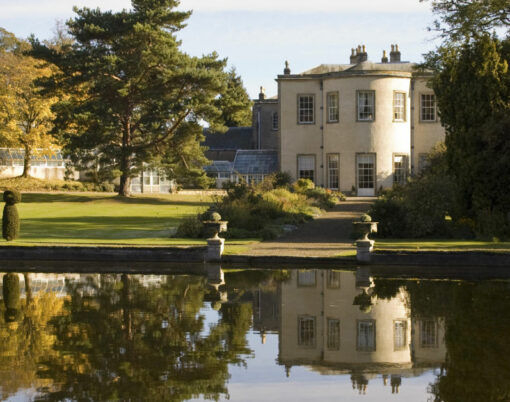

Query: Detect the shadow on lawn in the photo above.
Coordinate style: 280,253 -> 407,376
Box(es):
20,216 -> 179,240
21,193 -> 211,207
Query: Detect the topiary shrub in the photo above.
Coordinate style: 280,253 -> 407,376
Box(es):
2,190 -> 21,241
3,273 -> 20,322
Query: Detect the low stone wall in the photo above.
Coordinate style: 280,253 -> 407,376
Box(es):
0,246 -> 207,263
371,250 -> 510,267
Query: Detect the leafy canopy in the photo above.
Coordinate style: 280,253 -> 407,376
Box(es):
30,0 -> 231,195
0,29 -> 59,177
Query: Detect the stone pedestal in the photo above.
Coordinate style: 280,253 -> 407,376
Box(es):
205,236 -> 224,262
356,239 -> 374,263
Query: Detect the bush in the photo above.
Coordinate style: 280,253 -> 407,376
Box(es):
175,215 -> 203,238
293,178 -> 315,193
305,187 -> 338,209
2,190 -> 20,241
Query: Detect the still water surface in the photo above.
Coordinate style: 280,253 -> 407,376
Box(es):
0,267 -> 508,401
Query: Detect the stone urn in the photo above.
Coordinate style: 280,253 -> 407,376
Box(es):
352,214 -> 378,263
202,211 -> 228,239
352,214 -> 378,241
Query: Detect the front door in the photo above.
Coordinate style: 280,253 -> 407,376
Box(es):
357,154 -> 375,196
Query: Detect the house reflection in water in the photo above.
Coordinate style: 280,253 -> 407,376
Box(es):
277,269 -> 446,394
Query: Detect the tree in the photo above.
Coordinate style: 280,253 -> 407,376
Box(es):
0,29 -> 59,177
421,1 -> 510,235
421,0 -> 510,41
215,67 -> 252,127
31,0 -> 229,196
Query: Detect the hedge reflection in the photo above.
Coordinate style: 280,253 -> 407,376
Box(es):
372,278 -> 510,402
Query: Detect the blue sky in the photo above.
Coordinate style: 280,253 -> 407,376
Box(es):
0,0 -> 439,98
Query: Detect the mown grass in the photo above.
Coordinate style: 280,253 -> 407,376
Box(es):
375,239 -> 510,252
2,192 -> 224,246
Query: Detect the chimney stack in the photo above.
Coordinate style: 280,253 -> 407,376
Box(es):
390,44 -> 401,63
381,50 -> 388,63
258,86 -> 266,100
359,44 -> 368,62
350,45 -> 368,64
283,60 -> 291,75
350,48 -> 357,64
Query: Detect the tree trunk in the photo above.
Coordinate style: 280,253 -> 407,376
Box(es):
119,173 -> 131,197
118,118 -> 132,196
21,144 -> 31,178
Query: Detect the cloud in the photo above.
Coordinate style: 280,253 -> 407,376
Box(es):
181,0 -> 429,13
1,0 -> 430,19
1,0 -> 132,18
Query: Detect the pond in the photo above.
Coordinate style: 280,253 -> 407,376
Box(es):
0,265 -> 508,401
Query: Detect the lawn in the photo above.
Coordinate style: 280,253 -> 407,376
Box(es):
375,239 -> 510,252
2,192 -> 254,248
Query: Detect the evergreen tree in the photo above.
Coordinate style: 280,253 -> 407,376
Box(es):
422,2 -> 510,234
215,67 -> 252,127
31,0 -> 228,196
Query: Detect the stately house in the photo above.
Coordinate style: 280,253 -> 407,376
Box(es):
277,44 -> 445,196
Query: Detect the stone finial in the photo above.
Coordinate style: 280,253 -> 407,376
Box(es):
284,60 -> 291,75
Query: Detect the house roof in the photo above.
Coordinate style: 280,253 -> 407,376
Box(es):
202,127 -> 253,151
233,150 -> 278,175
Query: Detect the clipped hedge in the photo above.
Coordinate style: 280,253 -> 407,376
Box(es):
2,190 -> 20,241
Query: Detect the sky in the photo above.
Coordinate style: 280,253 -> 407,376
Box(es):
0,0 -> 440,98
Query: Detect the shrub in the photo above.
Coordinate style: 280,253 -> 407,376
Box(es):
369,174 -> 457,238
272,171 -> 293,188
2,190 -> 20,241
175,215 -> 203,238
305,187 -> 338,209
293,178 -> 315,193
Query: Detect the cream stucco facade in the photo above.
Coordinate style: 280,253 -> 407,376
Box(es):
277,46 -> 445,196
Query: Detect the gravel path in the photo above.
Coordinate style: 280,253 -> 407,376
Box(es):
245,197 -> 375,257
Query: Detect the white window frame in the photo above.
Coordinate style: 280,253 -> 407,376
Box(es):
327,153 -> 339,190
297,154 -> 315,183
298,316 -> 316,347
357,90 -> 375,121
394,320 -> 407,350
297,94 -> 315,124
357,320 -> 376,351
327,92 -> 339,123
327,318 -> 340,350
420,320 -> 438,348
420,94 -> 436,122
393,91 -> 406,122
393,154 -> 409,185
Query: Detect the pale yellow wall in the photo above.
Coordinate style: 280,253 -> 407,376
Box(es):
279,72 -> 445,193
279,270 -> 412,365
412,78 -> 445,172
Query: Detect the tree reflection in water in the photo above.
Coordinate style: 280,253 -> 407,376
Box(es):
0,273 -> 64,400
32,273 -> 260,402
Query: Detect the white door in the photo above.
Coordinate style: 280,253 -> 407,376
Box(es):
357,154 -> 375,196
